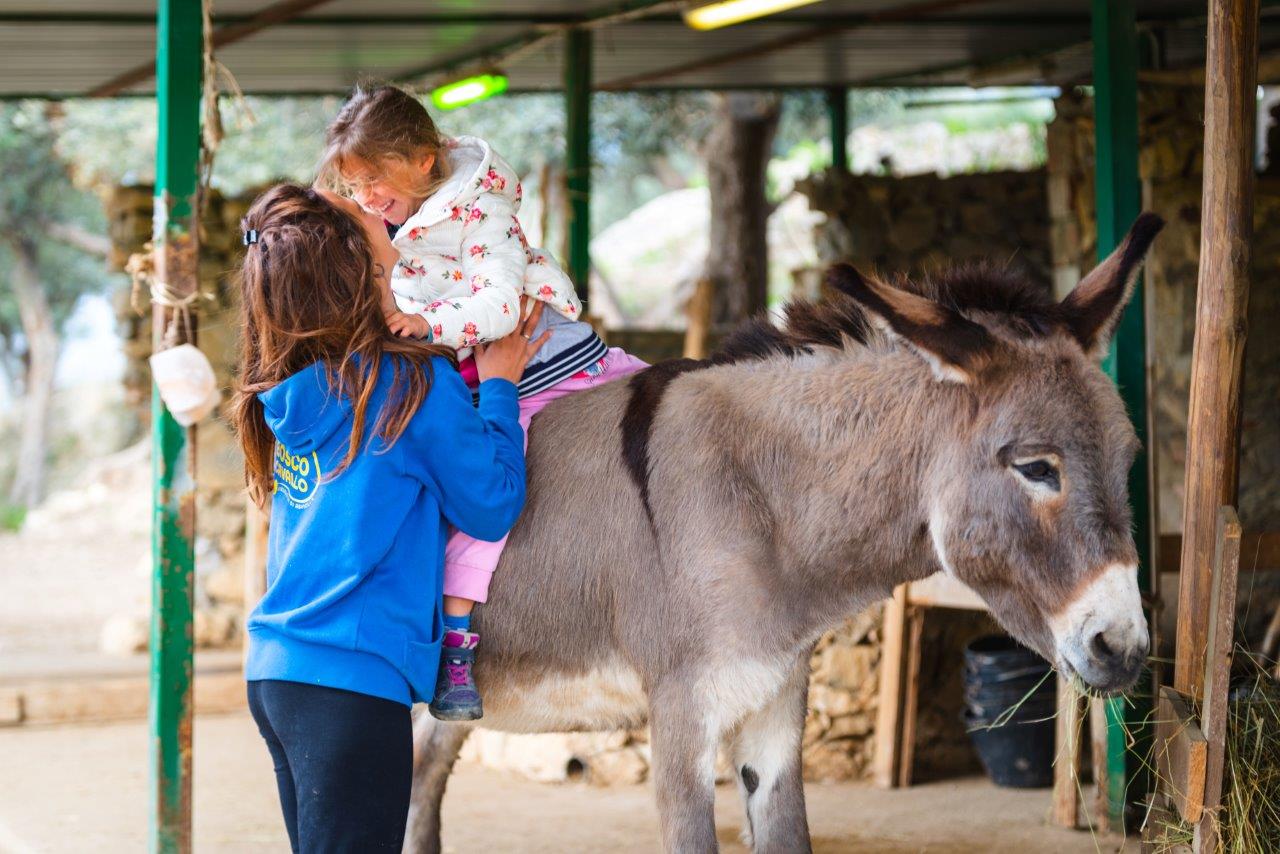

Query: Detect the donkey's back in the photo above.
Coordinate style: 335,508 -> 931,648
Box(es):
471,377 -> 662,734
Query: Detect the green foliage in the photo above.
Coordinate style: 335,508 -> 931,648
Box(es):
0,501 -> 25,532
59,96 -> 340,195
0,102 -> 115,375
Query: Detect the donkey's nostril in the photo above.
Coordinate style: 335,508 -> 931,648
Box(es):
1090,631 -> 1116,660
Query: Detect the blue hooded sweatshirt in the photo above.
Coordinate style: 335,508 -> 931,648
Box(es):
244,355 -> 525,707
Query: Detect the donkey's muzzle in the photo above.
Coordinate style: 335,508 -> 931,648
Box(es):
1050,563 -> 1149,694
1082,625 -> 1149,693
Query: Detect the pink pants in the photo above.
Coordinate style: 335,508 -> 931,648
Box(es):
443,347 -> 648,602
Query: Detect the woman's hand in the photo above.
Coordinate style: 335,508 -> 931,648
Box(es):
474,298 -> 551,385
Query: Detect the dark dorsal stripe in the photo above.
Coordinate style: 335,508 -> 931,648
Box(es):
620,358 -> 705,521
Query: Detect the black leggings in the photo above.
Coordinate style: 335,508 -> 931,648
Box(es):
247,680 -> 413,854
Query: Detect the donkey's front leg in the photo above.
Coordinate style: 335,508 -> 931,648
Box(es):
648,678 -> 720,853
731,651 -> 812,854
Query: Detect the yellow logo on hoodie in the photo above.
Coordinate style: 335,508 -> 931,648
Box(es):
272,444 -> 321,509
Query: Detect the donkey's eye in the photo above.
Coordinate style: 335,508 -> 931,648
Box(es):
1013,459 -> 1061,491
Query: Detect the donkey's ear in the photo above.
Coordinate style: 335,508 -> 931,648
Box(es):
827,264 -> 993,384
1060,212 -> 1164,359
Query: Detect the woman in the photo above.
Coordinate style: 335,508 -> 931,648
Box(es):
230,183 -> 546,852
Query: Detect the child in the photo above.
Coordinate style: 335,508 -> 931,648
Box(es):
319,84 -> 647,721
232,183 -> 544,851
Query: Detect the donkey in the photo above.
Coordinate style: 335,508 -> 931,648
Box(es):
404,214 -> 1163,853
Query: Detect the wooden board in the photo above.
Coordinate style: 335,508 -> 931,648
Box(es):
903,572 -> 986,611
1195,507 -> 1242,852
1157,531 -> 1279,574
896,607 -> 925,788
1155,686 -> 1208,823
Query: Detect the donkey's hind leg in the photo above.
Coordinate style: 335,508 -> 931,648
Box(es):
648,680 -> 720,853
731,651 -> 813,854
402,710 -> 471,854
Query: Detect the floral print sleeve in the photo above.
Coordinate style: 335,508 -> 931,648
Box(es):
388,147 -> 584,352
413,190 -> 527,349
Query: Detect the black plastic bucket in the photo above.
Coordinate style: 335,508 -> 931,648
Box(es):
962,635 -> 1056,788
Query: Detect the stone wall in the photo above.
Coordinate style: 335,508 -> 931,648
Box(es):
800,168 -> 1052,291
110,184 -> 257,648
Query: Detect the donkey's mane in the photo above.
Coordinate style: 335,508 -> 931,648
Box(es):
621,261 -> 1055,521
712,261 -> 1057,367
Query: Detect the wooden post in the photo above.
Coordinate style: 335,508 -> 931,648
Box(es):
564,28 -> 592,303
683,277 -> 714,360
242,504 -> 269,668
150,0 -> 201,851
896,606 -> 925,788
1051,677 -> 1083,828
1174,0 -> 1259,699
1195,507 -> 1242,852
873,584 -> 910,788
1091,0 -> 1155,825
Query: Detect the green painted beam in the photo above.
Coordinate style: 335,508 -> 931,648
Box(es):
826,86 -> 849,171
564,28 -> 592,301
1091,0 -> 1152,832
151,0 -> 201,851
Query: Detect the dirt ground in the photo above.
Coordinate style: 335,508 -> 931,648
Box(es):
0,711 -> 1131,854
0,442 -> 149,679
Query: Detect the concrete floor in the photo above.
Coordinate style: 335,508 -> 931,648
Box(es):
0,712 -> 1129,853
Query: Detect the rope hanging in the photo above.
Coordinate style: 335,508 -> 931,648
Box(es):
133,0 -> 251,348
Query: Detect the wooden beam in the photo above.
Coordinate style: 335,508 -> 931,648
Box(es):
1154,686 -> 1208,824
88,0 -> 339,98
394,0 -> 682,88
1195,507 -> 1242,852
1157,531 -> 1280,574
1139,46 -> 1280,85
599,0 -> 1000,90
1174,0 -> 1260,699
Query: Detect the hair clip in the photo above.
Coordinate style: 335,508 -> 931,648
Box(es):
242,229 -> 259,246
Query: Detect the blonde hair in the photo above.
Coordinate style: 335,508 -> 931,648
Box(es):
318,83 -> 453,201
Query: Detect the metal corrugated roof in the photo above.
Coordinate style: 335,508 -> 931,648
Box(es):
0,0 -> 1270,98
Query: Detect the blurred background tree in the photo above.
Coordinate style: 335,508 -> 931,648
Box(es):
0,102 -> 111,510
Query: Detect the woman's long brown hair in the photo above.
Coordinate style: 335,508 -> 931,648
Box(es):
230,183 -> 456,509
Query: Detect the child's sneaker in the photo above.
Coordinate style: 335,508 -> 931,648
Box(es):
429,630 -> 483,721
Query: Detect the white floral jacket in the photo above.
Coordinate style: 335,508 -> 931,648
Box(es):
389,136 -> 581,352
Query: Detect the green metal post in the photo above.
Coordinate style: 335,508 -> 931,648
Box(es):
564,28 -> 592,302
1091,0 -> 1151,830
826,86 -> 849,171
151,0 -> 201,851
